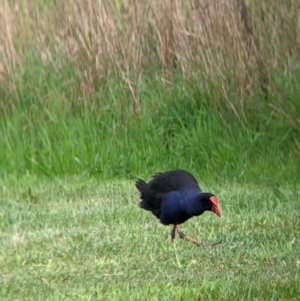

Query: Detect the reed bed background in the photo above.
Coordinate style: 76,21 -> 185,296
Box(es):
1,1 -> 300,300
1,0 -> 299,117
0,0 -> 299,179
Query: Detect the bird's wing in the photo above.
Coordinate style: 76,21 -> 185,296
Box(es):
137,169 -> 201,217
149,169 -> 200,193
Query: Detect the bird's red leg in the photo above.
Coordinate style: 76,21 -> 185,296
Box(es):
175,225 -> 204,246
170,225 -> 176,243
175,226 -> 222,247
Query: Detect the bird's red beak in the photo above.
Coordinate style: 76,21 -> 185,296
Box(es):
210,196 -> 221,217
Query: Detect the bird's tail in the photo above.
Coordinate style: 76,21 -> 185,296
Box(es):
135,178 -> 147,194
135,179 -> 149,209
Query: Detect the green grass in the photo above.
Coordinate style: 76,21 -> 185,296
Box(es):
1,176 -> 299,300
1,69 -> 299,184
1,1 -> 300,299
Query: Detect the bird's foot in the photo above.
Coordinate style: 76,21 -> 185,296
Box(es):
181,234 -> 222,247
176,226 -> 222,247
172,225 -> 222,247
177,231 -> 205,246
210,240 -> 223,247
188,237 -> 222,247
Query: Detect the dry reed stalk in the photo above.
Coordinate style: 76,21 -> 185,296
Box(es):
0,0 -> 299,118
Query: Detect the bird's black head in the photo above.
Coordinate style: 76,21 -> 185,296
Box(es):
201,193 -> 221,217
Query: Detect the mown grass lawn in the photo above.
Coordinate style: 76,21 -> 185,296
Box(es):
1,1 -> 299,300
1,176 -> 299,300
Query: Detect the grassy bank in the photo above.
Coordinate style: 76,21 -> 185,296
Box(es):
0,1 -> 300,299
0,0 -> 299,183
1,177 -> 299,300
1,71 -> 299,184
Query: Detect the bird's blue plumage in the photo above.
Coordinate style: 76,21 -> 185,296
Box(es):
135,169 -> 221,247
159,188 -> 204,225
136,169 -> 218,226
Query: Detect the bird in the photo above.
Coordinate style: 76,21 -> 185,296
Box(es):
135,169 -> 221,246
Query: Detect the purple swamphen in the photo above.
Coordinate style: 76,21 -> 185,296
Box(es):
135,169 -> 221,246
